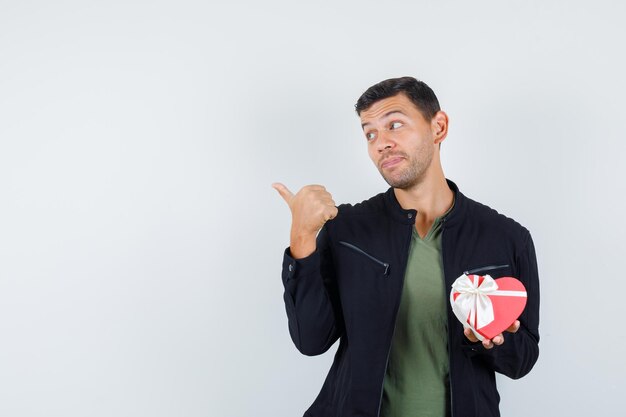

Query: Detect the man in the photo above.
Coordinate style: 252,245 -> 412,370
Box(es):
272,77 -> 540,417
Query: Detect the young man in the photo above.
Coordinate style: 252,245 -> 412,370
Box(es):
272,77 -> 540,417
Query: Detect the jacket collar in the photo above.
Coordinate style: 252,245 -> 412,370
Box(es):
384,178 -> 465,226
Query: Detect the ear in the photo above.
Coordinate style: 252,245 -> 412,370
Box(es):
431,111 -> 449,145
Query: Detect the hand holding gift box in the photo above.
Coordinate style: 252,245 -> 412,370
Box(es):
450,273 -> 527,348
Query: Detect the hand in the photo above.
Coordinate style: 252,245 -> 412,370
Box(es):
464,320 -> 520,350
272,183 -> 338,258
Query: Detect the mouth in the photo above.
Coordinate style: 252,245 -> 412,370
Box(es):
381,156 -> 404,169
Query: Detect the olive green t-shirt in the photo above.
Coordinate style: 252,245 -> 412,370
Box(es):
380,204 -> 453,417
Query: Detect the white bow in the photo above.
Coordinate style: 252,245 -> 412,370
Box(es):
451,274 -> 499,331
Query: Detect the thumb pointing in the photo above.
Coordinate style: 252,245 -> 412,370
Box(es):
271,182 -> 294,204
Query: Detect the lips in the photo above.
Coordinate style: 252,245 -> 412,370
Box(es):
381,156 -> 404,169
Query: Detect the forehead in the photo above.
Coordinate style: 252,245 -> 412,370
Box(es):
359,93 -> 424,127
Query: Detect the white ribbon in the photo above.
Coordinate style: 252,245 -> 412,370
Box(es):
450,274 -> 527,340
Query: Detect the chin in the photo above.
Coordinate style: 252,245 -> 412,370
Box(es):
382,172 -> 425,190
382,176 -> 413,189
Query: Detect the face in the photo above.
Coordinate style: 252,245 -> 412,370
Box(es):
359,93 -> 440,189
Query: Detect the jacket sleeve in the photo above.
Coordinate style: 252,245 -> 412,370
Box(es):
463,231 -> 540,379
281,224 -> 344,356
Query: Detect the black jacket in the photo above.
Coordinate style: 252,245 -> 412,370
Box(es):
281,179 -> 540,417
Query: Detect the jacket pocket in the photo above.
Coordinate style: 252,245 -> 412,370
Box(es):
464,263 -> 510,275
338,241 -> 390,276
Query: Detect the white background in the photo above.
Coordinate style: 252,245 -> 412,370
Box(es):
1,1 -> 625,416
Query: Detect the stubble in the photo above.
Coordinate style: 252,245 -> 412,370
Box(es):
378,141 -> 434,190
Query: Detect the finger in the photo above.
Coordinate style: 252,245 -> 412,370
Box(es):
464,328 -> 478,342
272,182 -> 294,204
506,320 -> 520,333
313,190 -> 334,202
317,195 -> 335,205
492,334 -> 504,345
482,339 -> 494,349
306,184 -> 327,191
323,207 -> 339,222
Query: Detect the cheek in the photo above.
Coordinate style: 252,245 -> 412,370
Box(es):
367,144 -> 376,161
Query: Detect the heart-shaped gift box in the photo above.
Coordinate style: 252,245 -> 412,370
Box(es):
450,274 -> 527,341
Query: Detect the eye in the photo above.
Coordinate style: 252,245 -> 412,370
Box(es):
365,132 -> 376,141
389,121 -> 403,130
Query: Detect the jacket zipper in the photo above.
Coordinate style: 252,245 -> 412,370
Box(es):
447,238 -> 508,416
440,216 -> 455,417
375,226 -> 413,417
464,263 -> 509,275
338,241 -> 390,276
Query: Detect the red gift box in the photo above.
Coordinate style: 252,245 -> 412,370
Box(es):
450,274 -> 527,341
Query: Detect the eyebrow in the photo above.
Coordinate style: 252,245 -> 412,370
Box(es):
361,110 -> 406,129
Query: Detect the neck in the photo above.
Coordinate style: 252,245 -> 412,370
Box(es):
393,169 -> 454,223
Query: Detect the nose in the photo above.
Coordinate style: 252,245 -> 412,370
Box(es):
377,129 -> 395,153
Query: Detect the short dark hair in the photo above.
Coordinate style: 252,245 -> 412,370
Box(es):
355,76 -> 440,120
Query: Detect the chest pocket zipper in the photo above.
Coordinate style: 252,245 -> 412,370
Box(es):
464,263 -> 510,275
338,241 -> 390,276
